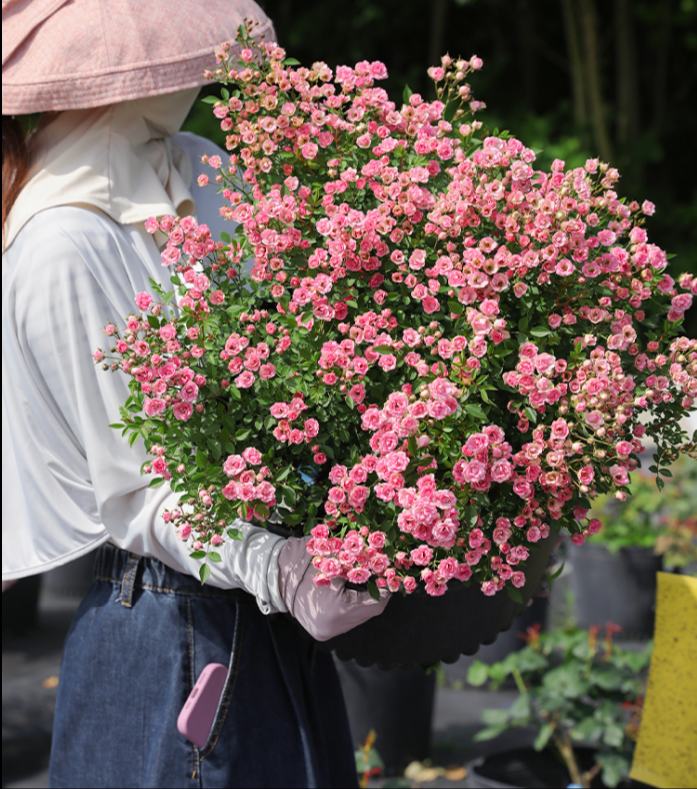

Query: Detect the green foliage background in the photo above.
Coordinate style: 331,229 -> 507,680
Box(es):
183,0 -> 697,337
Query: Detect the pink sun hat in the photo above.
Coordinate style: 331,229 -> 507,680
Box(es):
2,0 -> 275,115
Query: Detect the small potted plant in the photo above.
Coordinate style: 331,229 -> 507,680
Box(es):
568,456 -> 697,637
465,624 -> 651,788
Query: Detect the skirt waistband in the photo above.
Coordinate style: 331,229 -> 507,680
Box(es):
94,543 -> 253,603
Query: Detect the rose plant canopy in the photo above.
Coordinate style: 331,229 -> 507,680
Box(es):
98,24 -> 697,597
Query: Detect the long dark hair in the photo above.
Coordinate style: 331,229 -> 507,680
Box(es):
2,115 -> 30,239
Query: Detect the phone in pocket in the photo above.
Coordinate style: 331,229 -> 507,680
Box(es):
177,663 -> 228,748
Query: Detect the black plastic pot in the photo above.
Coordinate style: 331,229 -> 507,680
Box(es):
444,596 -> 549,687
323,537 -> 555,668
464,747 -> 647,789
568,543 -> 661,639
334,658 -> 435,777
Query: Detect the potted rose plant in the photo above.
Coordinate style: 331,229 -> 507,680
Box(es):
568,455 -> 697,637
97,24 -> 697,666
465,624 -> 652,788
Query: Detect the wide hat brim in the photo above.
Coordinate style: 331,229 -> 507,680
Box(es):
2,0 -> 275,115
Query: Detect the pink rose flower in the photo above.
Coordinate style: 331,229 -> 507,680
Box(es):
172,401 -> 193,421
410,545 -> 433,566
235,370 -> 255,389
180,382 -> 199,403
143,398 -> 166,417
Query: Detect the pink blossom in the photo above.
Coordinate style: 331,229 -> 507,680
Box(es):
180,382 -> 199,402
347,567 -> 371,584
172,401 -> 193,421
403,577 -> 417,593
609,464 -> 630,486
242,447 -> 262,465
235,371 -> 255,389
422,296 -> 440,314
134,292 -> 153,311
578,466 -> 595,485
511,571 -> 526,588
143,398 -> 166,417
410,545 -> 434,566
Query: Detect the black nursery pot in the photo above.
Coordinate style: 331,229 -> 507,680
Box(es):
568,543 -> 662,639
464,748 -> 648,789
334,659 -> 435,777
322,536 -> 554,668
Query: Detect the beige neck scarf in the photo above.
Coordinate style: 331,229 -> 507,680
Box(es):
4,87 -> 200,251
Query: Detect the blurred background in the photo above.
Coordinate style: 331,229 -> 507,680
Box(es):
183,0 -> 697,337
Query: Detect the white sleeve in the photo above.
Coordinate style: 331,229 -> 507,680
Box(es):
2,207 -> 286,613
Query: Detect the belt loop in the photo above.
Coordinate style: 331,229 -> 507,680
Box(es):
121,553 -> 141,608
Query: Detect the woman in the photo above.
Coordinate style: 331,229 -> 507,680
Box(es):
2,2 -> 388,786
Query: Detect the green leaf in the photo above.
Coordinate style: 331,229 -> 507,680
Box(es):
402,84 -> 413,104
199,563 -> 211,584
465,504 -> 479,528
277,465 -> 292,482
283,57 -> 301,66
148,476 -> 166,488
570,717 -> 603,743
600,754 -> 629,788
207,439 -> 222,459
506,586 -> 523,603
548,561 -> 565,581
534,723 -> 554,752
189,550 -> 206,559
229,385 -> 242,401
196,449 -> 207,469
473,725 -> 508,742
208,551 -> 222,563
280,485 -> 297,507
109,423 -> 124,429
227,528 -> 244,541
481,708 -> 511,726
465,403 -> 487,420
367,580 -> 380,601
466,660 -> 489,687
354,745 -> 385,774
602,724 -> 625,749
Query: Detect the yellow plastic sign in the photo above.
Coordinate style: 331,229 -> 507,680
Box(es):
630,572 -> 697,788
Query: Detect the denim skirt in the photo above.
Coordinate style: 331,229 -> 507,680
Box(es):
48,544 -> 357,788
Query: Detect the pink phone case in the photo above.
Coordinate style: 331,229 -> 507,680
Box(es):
177,663 -> 228,748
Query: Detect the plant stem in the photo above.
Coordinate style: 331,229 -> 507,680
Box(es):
582,761 -> 603,788
553,730 -> 584,788
511,667 -> 527,696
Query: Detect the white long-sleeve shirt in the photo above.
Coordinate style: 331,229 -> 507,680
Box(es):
2,132 -> 286,613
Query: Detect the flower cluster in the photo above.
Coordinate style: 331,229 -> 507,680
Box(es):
98,25 -> 697,591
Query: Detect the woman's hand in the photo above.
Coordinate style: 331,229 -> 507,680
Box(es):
277,536 -> 390,641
